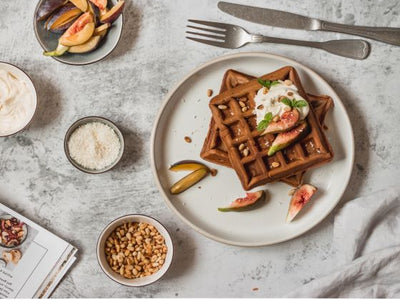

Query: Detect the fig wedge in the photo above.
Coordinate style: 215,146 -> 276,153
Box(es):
88,0 -> 107,11
87,0 -> 100,24
262,109 -> 300,135
169,160 -> 209,172
268,121 -> 309,156
100,0 -> 124,23
60,22 -> 95,46
94,23 -> 110,37
36,0 -> 68,21
43,43 -> 69,56
68,35 -> 101,53
218,191 -> 265,212
170,168 -> 209,194
286,184 -> 317,222
46,3 -> 82,32
69,0 -> 88,11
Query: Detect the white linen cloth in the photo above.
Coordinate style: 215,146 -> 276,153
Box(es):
287,186 -> 400,298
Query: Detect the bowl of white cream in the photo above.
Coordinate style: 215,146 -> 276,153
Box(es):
0,62 -> 38,137
64,116 -> 125,174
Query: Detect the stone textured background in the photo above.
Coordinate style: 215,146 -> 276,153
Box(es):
0,0 -> 399,297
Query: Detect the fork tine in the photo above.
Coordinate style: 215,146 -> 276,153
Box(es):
186,36 -> 231,49
186,31 -> 225,41
188,19 -> 231,30
186,25 -> 225,35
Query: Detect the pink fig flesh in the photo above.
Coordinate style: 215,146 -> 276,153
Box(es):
286,184 -> 317,222
263,109 -> 300,135
218,190 -> 264,212
268,121 -> 309,156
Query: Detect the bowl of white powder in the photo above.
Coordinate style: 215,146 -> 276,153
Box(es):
64,116 -> 125,174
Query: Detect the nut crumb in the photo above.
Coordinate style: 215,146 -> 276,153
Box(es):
241,107 -> 248,113
271,161 -> 280,168
263,87 -> 269,94
238,143 -> 245,151
184,136 -> 192,143
207,89 -> 213,97
252,288 -> 259,291
287,91 -> 293,96
218,105 -> 227,110
257,104 -> 264,110
284,79 -> 292,86
210,169 -> 218,176
272,115 -> 280,122
243,148 -> 249,157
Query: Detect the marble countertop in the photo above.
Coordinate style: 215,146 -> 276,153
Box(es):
1,0 -> 399,297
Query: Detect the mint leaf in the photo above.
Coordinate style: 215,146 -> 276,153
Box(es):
271,81 -> 280,86
293,99 -> 308,108
280,97 -> 293,107
257,79 -> 272,88
257,112 -> 273,131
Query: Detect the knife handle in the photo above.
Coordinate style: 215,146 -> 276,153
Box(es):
321,21 -> 400,46
252,35 -> 370,60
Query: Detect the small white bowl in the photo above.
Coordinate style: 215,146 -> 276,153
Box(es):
0,62 -> 38,137
96,214 -> 174,287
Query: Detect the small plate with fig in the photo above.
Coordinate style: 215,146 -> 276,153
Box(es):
34,0 -> 124,65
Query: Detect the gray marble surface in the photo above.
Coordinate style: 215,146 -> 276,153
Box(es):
1,0 -> 399,297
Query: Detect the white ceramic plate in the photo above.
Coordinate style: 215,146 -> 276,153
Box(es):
151,52 -> 354,247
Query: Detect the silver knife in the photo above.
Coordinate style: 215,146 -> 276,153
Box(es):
218,1 -> 400,46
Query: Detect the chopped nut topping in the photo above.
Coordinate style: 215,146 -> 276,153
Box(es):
238,143 -> 245,151
207,89 -> 213,97
243,148 -> 249,157
239,101 -> 246,108
271,161 -> 280,168
263,87 -> 269,94
284,106 -> 292,112
184,136 -> 192,143
257,104 -> 264,110
272,115 -> 280,122
287,91 -> 293,96
284,79 -> 292,86
242,107 -> 248,113
218,105 -> 227,110
210,169 -> 218,176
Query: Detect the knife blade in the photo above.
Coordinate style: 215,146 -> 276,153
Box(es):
218,1 -> 322,31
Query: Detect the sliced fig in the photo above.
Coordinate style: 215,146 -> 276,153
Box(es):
169,160 -> 209,172
68,35 -> 101,53
170,168 -> 209,194
88,0 -> 107,11
218,190 -> 265,212
94,23 -> 110,37
100,1 -> 124,24
286,184 -> 317,222
46,3 -> 82,33
36,0 -> 68,21
268,121 -> 309,156
61,12 -> 93,37
69,0 -> 88,11
87,0 -> 100,25
43,43 -> 69,56
262,109 -> 299,135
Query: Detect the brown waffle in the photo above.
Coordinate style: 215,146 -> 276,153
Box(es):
200,69 -> 333,186
209,66 -> 334,190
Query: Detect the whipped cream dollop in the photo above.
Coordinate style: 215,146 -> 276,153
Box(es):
0,69 -> 35,136
254,80 -> 309,125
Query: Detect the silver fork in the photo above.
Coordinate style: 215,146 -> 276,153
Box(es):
187,19 -> 370,60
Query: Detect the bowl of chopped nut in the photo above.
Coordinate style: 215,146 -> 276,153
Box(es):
96,214 -> 173,287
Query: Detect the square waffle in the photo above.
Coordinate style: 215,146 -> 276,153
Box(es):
200,69 -> 333,187
209,66 -> 334,190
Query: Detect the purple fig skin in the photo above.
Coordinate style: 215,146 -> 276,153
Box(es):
37,0 -> 68,21
45,3 -> 81,31
286,184 -> 317,222
268,121 -> 309,156
88,1 -> 101,25
263,109 -> 300,135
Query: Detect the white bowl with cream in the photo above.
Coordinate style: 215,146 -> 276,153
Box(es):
0,62 -> 37,137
